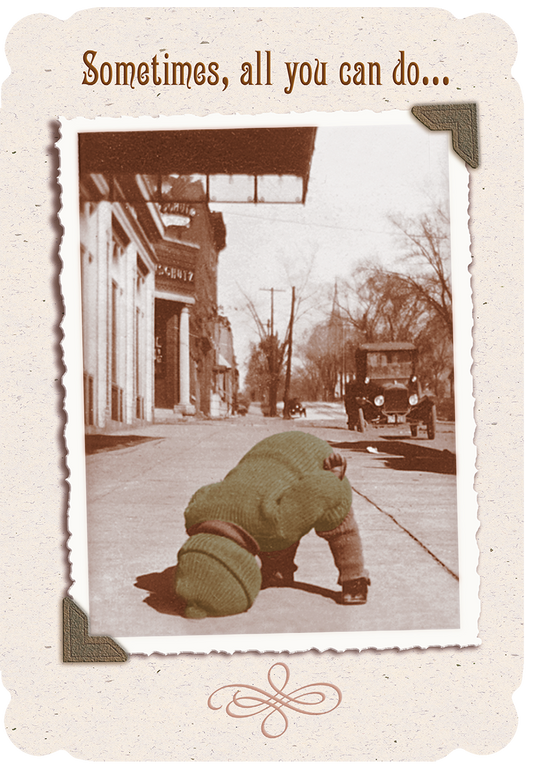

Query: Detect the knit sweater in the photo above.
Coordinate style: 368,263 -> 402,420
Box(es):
184,431 -> 352,552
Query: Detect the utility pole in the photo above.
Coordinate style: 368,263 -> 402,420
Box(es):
260,287 -> 285,416
283,286 -> 296,419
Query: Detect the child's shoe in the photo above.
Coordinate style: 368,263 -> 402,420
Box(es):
341,577 -> 370,605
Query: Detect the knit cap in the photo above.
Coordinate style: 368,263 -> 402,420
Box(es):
175,533 -> 262,618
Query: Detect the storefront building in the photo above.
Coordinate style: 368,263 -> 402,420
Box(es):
78,127 -> 316,430
80,180 -> 156,430
212,315 -> 239,417
152,192 -> 227,417
80,174 -> 227,429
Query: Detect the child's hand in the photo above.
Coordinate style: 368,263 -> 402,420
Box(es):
323,452 -> 347,481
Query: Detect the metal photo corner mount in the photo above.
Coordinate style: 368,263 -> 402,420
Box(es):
63,597 -> 128,662
412,103 -> 479,168
63,111 -> 475,663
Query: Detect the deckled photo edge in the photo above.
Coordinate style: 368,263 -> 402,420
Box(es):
58,109 -> 479,655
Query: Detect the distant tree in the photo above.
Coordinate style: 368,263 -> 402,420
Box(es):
386,205 -> 453,337
296,314 -> 360,402
340,265 -> 429,343
238,259 -> 328,415
300,323 -> 338,401
338,205 -> 454,402
243,335 -> 285,410
243,341 -> 268,402
387,205 -> 453,398
415,313 -> 454,399
287,362 -> 322,402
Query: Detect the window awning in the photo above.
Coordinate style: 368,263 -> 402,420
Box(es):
79,127 -> 317,204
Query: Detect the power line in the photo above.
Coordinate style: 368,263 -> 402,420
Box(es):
219,211 -> 449,240
220,210 -> 393,235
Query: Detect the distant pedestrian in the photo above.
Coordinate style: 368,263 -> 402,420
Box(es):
174,431 -> 370,618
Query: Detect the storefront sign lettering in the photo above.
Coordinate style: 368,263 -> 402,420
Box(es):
156,264 -> 194,283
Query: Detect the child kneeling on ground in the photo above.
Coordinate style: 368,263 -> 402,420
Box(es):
174,431 -> 370,618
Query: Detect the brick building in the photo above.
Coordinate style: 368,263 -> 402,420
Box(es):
79,173 -> 228,428
78,127 -> 316,430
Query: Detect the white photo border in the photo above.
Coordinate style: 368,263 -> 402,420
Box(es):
59,109 -> 479,654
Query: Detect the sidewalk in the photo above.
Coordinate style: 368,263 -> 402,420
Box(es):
83,416 -> 459,641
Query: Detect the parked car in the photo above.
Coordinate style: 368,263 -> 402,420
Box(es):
344,342 -> 437,439
235,393 -> 250,416
287,398 -> 307,418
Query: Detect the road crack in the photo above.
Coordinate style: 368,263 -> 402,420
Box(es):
351,485 -> 459,581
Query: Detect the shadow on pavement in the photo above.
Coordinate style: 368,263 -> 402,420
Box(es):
329,439 -> 456,475
85,434 -> 162,455
135,566 -> 187,616
135,567 -> 343,616
275,581 -> 343,604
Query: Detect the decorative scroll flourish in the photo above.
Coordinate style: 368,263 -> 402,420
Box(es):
412,103 -> 479,168
207,662 -> 342,738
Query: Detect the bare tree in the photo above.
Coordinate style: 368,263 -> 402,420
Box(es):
280,247 -> 328,329
296,307 -> 360,402
335,205 -> 453,403
237,285 -> 284,415
238,255 -> 330,414
415,313 -> 454,399
386,205 -> 453,336
340,263 -> 430,343
300,322 -> 338,401
244,335 -> 285,408
339,206 -> 452,341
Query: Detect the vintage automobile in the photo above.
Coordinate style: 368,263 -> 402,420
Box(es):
344,342 -> 437,439
287,398 -> 307,418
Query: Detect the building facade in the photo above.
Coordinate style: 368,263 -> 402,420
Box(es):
79,172 -> 230,430
212,315 -> 239,417
78,126 -> 317,430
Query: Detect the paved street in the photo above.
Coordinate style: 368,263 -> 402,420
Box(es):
84,403 -> 459,639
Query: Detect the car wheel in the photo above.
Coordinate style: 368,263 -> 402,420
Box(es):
357,407 -> 365,433
410,424 -> 418,437
426,404 -> 437,440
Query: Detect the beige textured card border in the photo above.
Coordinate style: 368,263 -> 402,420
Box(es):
1,5 -> 523,761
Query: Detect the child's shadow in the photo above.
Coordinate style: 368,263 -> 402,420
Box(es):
135,566 -> 187,616
288,581 -> 342,604
135,567 -> 342,617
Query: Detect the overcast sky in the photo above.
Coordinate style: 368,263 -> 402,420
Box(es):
212,116 -> 450,380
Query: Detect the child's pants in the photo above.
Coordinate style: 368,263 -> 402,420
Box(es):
259,507 -> 368,586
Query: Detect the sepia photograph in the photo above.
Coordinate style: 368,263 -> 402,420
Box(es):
60,112 -> 476,653
1,2 -> 525,760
